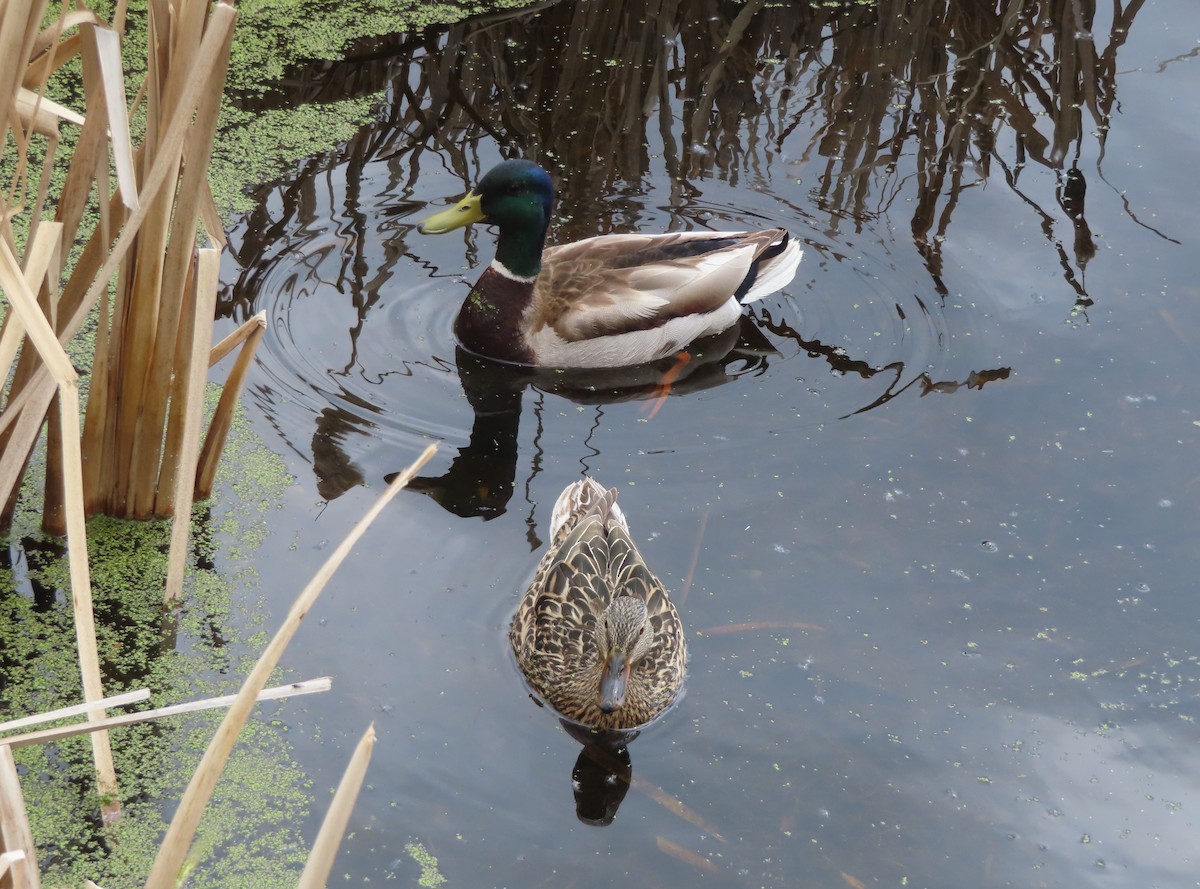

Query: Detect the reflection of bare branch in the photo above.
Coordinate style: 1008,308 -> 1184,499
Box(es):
1097,177 -> 1182,247
1154,40 -> 1200,74
1090,0 -> 1181,251
798,0 -> 1146,305
990,151 -> 1095,313
755,308 -> 1010,418
919,367 -> 1012,395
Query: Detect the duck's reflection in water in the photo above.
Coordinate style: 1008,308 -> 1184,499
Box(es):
561,721 -> 638,826
397,319 -> 773,520
312,405 -> 369,501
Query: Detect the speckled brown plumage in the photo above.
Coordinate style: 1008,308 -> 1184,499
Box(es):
510,479 -> 687,730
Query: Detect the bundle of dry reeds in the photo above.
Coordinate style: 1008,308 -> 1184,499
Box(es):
1,0 -> 264,821
0,0 -> 384,883
1,0 -> 266,537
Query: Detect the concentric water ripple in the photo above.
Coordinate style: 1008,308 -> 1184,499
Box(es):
225,147 -> 994,502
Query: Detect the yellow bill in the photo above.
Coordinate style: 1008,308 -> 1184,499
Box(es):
418,191 -> 486,234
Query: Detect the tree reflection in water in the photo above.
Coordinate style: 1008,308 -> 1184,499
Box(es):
227,0 -> 1152,509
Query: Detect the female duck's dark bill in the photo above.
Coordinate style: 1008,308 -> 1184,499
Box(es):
598,650 -> 632,713
418,191 -> 486,234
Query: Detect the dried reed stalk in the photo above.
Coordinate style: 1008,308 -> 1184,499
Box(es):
0,676 -> 329,886
162,249 -> 219,604
0,233 -> 118,816
0,689 -> 150,734
0,850 -> 33,889
1,0 -> 282,840
0,744 -> 42,889
2,678 -> 332,750
207,311 -> 264,367
193,312 -> 266,501
143,443 -> 436,889
296,724 -> 376,889
124,1 -> 234,518
3,0 -> 246,530
82,0 -> 238,520
3,0 -> 434,881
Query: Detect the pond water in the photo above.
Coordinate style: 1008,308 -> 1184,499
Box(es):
219,1 -> 1200,886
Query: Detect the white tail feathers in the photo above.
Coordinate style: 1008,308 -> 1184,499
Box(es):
549,478 -> 627,539
740,235 -> 803,304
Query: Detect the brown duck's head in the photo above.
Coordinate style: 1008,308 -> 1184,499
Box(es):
596,597 -> 655,714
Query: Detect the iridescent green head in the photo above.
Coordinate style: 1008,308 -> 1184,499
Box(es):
418,159 -> 554,278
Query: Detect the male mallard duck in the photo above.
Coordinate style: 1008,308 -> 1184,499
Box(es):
419,159 -> 802,368
510,478 -> 686,731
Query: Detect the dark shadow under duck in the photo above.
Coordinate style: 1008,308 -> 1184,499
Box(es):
399,321 -> 776,520
418,159 -> 802,368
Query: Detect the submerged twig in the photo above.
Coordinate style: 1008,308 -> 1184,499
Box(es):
631,774 -> 727,842
655,835 -> 719,873
676,508 -> 708,607
162,249 -> 220,603
698,620 -> 825,636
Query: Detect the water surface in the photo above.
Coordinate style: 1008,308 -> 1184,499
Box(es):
220,1 -> 1200,886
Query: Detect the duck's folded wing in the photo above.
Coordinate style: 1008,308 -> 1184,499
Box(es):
603,519 -> 688,682
537,231 -> 774,341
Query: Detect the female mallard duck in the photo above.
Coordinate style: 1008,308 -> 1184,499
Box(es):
510,478 -> 686,731
419,159 -> 802,368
